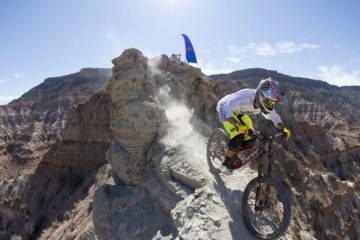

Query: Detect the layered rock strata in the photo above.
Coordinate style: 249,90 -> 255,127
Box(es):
0,92 -> 112,239
105,49 -> 165,185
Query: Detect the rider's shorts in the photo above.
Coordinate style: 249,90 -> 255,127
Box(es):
223,121 -> 248,139
222,113 -> 254,150
228,134 -> 255,151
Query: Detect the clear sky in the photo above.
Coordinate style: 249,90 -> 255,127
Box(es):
1,0 -> 360,104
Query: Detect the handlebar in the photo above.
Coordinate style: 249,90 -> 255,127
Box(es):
253,131 -> 284,141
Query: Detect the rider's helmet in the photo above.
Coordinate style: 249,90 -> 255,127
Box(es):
256,77 -> 287,113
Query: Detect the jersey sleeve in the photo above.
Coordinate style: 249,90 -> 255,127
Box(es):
261,109 -> 282,126
217,102 -> 232,122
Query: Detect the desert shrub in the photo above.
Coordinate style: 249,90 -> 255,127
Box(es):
95,164 -> 108,187
65,231 -> 77,240
63,210 -> 72,220
40,220 -> 60,240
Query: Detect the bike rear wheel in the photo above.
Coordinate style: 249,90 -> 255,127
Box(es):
206,128 -> 229,173
242,175 -> 291,239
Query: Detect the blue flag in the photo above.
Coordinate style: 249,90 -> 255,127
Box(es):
181,34 -> 197,63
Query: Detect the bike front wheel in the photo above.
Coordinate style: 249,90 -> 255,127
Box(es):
242,175 -> 291,240
206,128 -> 229,173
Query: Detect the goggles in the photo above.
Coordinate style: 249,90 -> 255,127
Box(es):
264,98 -> 277,108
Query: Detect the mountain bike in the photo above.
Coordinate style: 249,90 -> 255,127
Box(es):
206,128 -> 291,239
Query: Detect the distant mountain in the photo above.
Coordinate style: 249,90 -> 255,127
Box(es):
0,68 -> 111,180
11,68 -> 111,104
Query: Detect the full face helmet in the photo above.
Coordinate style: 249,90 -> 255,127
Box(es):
256,77 -> 286,113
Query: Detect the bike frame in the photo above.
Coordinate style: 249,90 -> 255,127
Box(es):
209,128 -> 289,230
248,133 -> 282,211
236,133 -> 282,174
234,136 -> 270,169
209,128 -> 282,177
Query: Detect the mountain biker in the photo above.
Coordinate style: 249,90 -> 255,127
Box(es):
216,77 -> 291,171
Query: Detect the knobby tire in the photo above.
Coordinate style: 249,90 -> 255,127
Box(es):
242,175 -> 291,239
206,128 -> 229,173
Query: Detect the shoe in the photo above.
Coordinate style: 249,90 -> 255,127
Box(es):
221,157 -> 243,174
229,158 -> 243,170
221,156 -> 233,174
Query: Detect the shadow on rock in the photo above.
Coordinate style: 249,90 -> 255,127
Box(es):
212,173 -> 256,240
93,183 -> 176,240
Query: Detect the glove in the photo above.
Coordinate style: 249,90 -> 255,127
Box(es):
235,123 -> 248,134
282,127 -> 291,140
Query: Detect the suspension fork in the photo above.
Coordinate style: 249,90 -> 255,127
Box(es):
255,139 -> 273,211
255,140 -> 266,211
264,139 -> 274,200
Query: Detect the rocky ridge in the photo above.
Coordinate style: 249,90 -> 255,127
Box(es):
0,49 -> 359,240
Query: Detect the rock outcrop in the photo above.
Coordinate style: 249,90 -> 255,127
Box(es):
92,49 -> 216,239
106,49 -> 165,185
